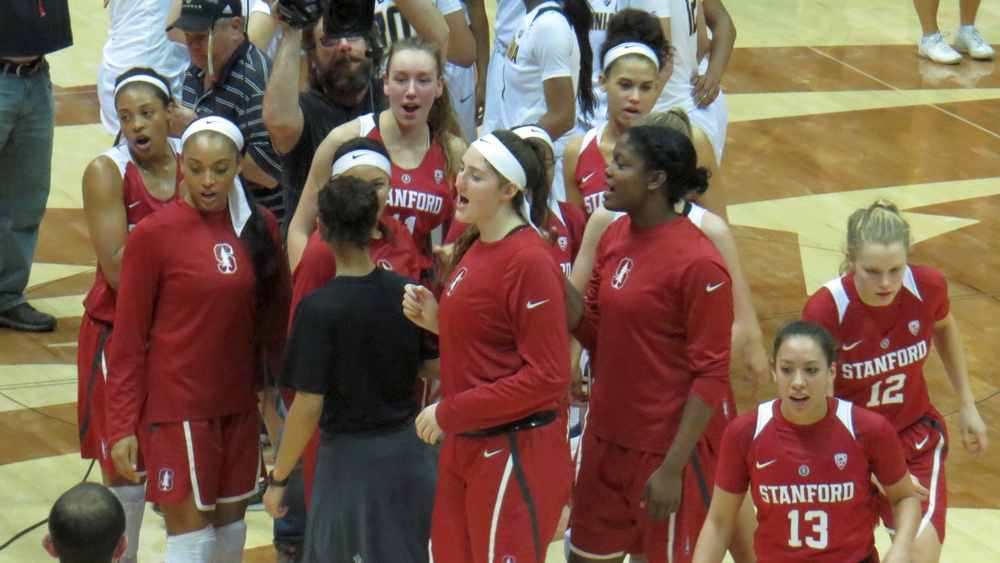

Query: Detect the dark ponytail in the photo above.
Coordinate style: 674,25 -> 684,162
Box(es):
562,0 -> 597,120
622,125 -> 710,206
447,130 -> 545,276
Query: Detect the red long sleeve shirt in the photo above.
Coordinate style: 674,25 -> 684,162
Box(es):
435,227 -> 571,434
575,216 -> 734,454
105,199 -> 290,444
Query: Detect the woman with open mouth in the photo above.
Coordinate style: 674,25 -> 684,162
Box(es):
563,9 -> 670,218
78,66 -> 183,563
564,125 -> 734,563
105,116 -> 290,563
288,36 -> 466,292
693,320 -> 921,563
402,130 -> 573,562
803,200 -> 988,563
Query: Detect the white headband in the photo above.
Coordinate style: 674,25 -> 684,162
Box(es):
512,125 -> 555,157
332,150 -> 392,178
181,116 -> 251,236
114,75 -> 171,99
602,42 -> 660,72
471,134 -> 527,190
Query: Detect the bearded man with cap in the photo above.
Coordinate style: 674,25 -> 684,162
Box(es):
169,0 -> 288,225
105,116 -> 291,563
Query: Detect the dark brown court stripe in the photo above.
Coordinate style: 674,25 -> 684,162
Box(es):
0,402 -> 79,466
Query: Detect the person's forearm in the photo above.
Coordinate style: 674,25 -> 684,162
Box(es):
661,394 -> 714,472
703,0 -> 736,79
934,316 -> 976,407
271,399 -> 322,482
888,496 -> 921,554
565,277 -> 584,331
691,520 -> 733,563
467,0 -> 491,81
536,109 -> 574,143
263,28 -> 306,155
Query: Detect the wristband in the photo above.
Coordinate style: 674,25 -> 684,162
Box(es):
268,470 -> 289,487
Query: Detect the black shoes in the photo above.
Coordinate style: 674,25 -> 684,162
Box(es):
0,302 -> 56,332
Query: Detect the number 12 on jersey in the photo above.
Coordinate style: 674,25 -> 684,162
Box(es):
867,374 -> 906,407
788,509 -> 828,549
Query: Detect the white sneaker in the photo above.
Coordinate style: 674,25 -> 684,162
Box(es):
955,26 -> 995,60
919,32 -> 963,64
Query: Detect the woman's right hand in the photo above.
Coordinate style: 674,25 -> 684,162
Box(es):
403,284 -> 440,334
111,436 -> 141,484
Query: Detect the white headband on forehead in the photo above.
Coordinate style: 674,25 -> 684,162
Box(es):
512,125 -> 555,156
114,75 -> 171,99
332,150 -> 392,178
602,42 -> 660,72
181,117 -> 251,236
472,134 -> 527,190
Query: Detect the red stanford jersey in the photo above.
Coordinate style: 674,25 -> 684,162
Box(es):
106,200 -> 291,444
802,265 -> 949,431
575,124 -> 609,217
361,114 -> 455,273
717,398 -> 907,563
436,227 -> 571,433
290,216 -> 420,316
83,139 -> 183,323
575,216 -> 734,454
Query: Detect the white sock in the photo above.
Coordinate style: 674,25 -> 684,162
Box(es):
211,521 -> 248,563
109,485 -> 145,563
958,24 -> 976,33
165,526 -> 215,563
564,527 -> 572,561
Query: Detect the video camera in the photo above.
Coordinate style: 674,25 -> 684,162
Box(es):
276,0 -> 383,56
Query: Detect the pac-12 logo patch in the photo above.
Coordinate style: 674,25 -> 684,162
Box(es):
158,468 -> 174,491
558,236 -> 568,251
835,453 -> 848,470
434,169 -> 444,184
447,267 -> 468,296
909,320 -> 920,335
214,243 -> 237,274
377,259 -> 393,271
611,258 -> 633,289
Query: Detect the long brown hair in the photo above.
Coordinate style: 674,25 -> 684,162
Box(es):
386,36 -> 464,173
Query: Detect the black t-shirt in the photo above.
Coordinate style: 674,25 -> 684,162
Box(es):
280,267 -> 436,435
1,0 -> 72,57
281,83 -> 387,220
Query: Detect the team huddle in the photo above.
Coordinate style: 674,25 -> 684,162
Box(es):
75,0 -> 988,562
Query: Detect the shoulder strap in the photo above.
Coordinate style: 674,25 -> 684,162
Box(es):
753,400 -> 777,440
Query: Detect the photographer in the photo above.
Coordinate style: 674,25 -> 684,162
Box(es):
262,0 -> 387,222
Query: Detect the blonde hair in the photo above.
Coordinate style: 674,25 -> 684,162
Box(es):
843,199 -> 910,273
634,109 -> 692,139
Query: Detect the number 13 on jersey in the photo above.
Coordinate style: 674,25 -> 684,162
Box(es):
788,509 -> 828,549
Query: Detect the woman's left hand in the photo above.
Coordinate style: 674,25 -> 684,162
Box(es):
959,404 -> 988,458
416,403 -> 444,445
263,483 -> 288,519
641,464 -> 683,521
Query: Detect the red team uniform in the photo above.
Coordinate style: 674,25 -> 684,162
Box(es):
433,227 -> 573,563
359,113 -> 454,279
570,216 -> 735,563
716,398 -> 908,563
106,199 -> 290,508
574,124 -> 609,217
803,265 -> 950,539
78,139 -> 182,475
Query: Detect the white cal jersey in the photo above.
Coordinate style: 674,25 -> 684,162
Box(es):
654,0 -> 700,113
499,1 -> 580,145
374,0 -> 463,49
585,0 -> 668,125
494,0 -> 526,50
442,3 -> 477,141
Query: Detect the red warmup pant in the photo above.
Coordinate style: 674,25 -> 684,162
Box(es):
431,420 -> 573,563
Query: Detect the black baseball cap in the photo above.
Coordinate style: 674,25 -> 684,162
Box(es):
168,0 -> 243,32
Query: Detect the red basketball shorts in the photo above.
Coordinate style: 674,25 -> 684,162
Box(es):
77,314 -> 145,476
139,409 -> 262,509
568,430 -> 721,563
431,420 -> 573,563
872,411 -> 948,542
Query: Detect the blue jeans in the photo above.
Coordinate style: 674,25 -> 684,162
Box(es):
0,66 -> 54,312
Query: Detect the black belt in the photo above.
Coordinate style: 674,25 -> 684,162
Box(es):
0,57 -> 47,77
457,410 -> 557,438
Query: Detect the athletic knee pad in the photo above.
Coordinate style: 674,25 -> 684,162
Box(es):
165,526 -> 215,563
109,485 -> 146,563
211,520 -> 248,563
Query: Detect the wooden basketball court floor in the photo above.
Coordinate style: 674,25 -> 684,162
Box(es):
2,0 -> 999,561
